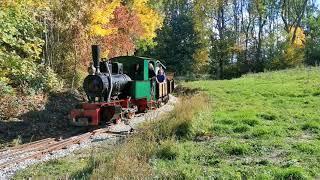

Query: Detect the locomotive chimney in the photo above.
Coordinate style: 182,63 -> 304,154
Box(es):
92,45 -> 101,74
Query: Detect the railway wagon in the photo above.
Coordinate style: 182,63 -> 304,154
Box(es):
70,45 -> 174,126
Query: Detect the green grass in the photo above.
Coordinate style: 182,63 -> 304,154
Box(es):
14,145 -> 115,179
171,67 -> 320,179
14,67 -> 320,179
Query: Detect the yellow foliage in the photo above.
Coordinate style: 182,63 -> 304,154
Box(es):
91,25 -> 117,37
277,26 -> 305,67
283,44 -> 304,67
192,48 -> 210,73
1,0 -> 49,12
132,0 -> 163,43
89,0 -> 121,37
289,27 -> 305,47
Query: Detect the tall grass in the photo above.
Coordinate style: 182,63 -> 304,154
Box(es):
89,94 -> 209,179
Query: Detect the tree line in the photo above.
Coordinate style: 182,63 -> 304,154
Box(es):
0,0 -> 163,95
145,0 -> 319,79
0,0 -> 319,97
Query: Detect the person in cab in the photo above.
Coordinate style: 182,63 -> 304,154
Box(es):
156,65 -> 166,83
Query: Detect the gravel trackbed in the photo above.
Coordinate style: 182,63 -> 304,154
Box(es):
0,95 -> 177,179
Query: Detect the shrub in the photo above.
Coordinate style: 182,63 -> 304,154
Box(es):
39,65 -> 64,92
3,62 -> 63,95
151,94 -> 209,140
274,167 -> 308,180
0,2 -> 63,95
302,121 -> 320,133
0,95 -> 20,118
242,118 -> 260,126
293,142 -> 320,155
233,125 -> 250,133
72,70 -> 87,89
156,140 -> 178,160
0,77 -> 15,96
220,140 -> 251,156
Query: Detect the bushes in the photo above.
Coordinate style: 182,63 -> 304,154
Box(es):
219,140 -> 251,156
274,167 -> 309,180
11,64 -> 63,95
149,95 -> 209,140
38,66 -> 64,92
302,121 -> 320,133
0,2 -> 63,95
4,60 -> 63,95
0,77 -> 14,97
156,140 -> 178,160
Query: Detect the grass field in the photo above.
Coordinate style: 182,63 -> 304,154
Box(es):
155,67 -> 320,179
15,67 -> 320,179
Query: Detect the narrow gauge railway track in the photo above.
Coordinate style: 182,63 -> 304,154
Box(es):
0,127 -> 132,170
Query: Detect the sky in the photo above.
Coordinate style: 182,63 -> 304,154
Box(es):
316,0 -> 320,8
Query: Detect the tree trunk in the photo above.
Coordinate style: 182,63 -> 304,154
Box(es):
217,2 -> 225,80
256,16 -> 264,72
291,0 -> 308,44
71,45 -> 78,90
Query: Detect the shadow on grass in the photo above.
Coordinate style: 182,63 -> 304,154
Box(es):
69,157 -> 97,180
0,91 -> 87,146
173,85 -> 202,96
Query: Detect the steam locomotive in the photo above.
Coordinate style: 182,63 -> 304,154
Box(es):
70,45 -> 174,126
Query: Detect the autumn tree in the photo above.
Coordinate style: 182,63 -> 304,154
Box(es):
131,0 -> 164,50
97,5 -> 144,57
281,0 -> 308,44
1,0 -> 320,86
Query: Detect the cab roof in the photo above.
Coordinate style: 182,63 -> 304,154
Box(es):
110,56 -> 166,69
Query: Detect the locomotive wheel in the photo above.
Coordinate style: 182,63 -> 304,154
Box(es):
75,104 -> 83,109
115,117 -> 121,124
126,111 -> 135,119
138,104 -> 148,113
126,104 -> 137,119
101,105 -> 123,125
112,105 -> 123,124
101,107 -> 115,124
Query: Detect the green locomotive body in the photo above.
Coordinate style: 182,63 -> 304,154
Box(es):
111,56 -> 170,101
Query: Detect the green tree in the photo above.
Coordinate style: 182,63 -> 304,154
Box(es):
0,1 -> 62,94
305,13 -> 320,65
145,0 -> 199,75
192,0 -> 210,73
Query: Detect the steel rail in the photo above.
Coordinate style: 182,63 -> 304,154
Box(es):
0,128 -> 132,170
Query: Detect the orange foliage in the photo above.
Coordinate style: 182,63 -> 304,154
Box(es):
99,5 -> 144,58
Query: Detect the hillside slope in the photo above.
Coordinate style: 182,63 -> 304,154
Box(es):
15,68 -> 320,179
